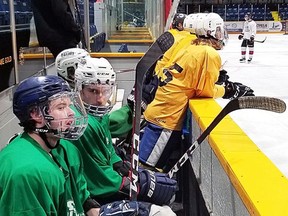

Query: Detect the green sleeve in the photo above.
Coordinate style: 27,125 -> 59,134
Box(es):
109,105 -> 133,138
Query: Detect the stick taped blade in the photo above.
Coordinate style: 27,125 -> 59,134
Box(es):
238,96 -> 286,113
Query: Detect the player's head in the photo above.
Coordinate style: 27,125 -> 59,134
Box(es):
245,12 -> 252,21
13,75 -> 88,142
74,57 -> 117,117
172,13 -> 187,31
193,12 -> 228,50
183,13 -> 199,33
56,48 -> 91,87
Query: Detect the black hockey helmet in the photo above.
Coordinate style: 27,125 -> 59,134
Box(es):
172,13 -> 187,30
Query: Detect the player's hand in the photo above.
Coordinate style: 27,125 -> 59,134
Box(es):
238,34 -> 243,40
223,81 -> 255,100
138,169 -> 178,205
250,36 -> 254,42
216,69 -> 230,85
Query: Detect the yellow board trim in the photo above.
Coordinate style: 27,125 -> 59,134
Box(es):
189,98 -> 288,216
23,52 -> 145,59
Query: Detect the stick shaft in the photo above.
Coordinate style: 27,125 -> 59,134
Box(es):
167,96 -> 286,178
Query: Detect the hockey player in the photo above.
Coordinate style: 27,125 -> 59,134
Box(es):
153,13 -> 197,76
56,49 -> 178,209
128,13 -> 192,112
0,75 -> 102,215
139,13 -> 254,172
238,12 -> 257,63
0,75 -> 177,215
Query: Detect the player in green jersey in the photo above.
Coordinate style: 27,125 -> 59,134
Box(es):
0,75 -> 102,215
56,48 -> 178,208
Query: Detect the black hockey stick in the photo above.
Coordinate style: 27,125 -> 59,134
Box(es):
129,31 -> 174,201
254,36 -> 267,43
167,96 -> 286,178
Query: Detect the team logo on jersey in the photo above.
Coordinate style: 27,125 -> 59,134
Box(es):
67,200 -> 85,216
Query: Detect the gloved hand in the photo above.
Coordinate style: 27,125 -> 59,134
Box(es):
216,69 -> 230,85
99,200 -> 139,216
127,74 -> 158,113
238,34 -> 243,40
100,200 -> 161,216
138,169 -> 178,205
223,81 -> 255,100
250,36 -> 254,42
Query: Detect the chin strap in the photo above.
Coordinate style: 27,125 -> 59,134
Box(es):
36,127 -> 60,150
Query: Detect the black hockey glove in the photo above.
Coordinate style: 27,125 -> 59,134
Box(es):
216,69 -> 230,85
223,81 -> 255,100
127,74 -> 159,113
113,160 -> 130,177
138,169 -> 178,205
250,36 -> 254,42
238,34 -> 243,40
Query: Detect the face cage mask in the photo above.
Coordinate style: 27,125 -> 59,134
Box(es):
35,92 -> 88,140
83,84 -> 117,117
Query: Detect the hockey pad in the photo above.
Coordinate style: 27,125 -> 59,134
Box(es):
127,74 -> 158,113
216,69 -> 230,85
138,169 -> 178,205
99,200 -> 139,216
223,81 -> 255,100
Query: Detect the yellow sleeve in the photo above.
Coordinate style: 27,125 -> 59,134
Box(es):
195,46 -> 225,98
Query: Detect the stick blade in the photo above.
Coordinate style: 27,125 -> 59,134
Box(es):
238,96 -> 286,113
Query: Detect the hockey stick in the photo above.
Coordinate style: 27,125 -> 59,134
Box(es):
254,36 -> 267,43
129,31 -> 175,201
167,96 -> 286,178
241,36 -> 267,43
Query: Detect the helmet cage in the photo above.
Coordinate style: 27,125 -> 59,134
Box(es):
74,57 -> 117,116
81,83 -> 117,117
35,91 -> 88,140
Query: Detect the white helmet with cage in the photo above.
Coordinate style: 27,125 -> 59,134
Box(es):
74,57 -> 117,117
195,12 -> 226,41
55,48 -> 91,85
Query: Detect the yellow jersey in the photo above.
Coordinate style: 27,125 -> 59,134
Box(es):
154,29 -> 196,75
144,44 -> 225,131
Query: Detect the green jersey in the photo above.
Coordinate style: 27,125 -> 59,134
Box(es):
0,133 -> 89,216
109,104 -> 133,138
62,105 -> 132,198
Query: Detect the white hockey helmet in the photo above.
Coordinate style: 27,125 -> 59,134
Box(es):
55,48 -> 91,85
183,13 -> 205,34
74,57 -> 117,116
195,12 -> 226,41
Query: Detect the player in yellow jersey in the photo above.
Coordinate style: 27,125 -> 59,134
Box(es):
128,13 -> 193,112
140,13 -> 254,172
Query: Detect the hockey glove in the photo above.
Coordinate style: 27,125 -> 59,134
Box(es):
99,200 -> 139,216
250,36 -> 254,42
216,69 -> 230,85
238,34 -> 243,40
223,81 -> 255,100
138,169 -> 178,205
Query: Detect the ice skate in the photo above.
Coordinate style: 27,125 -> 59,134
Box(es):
247,58 -> 252,63
239,57 -> 246,63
